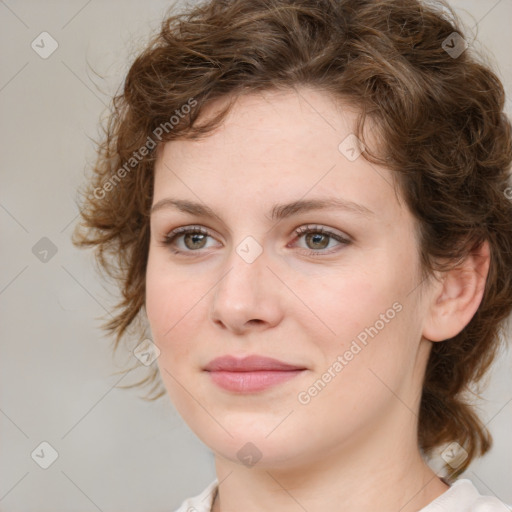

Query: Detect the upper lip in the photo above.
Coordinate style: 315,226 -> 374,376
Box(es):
204,355 -> 306,372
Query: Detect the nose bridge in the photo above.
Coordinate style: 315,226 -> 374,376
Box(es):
210,237 -> 282,331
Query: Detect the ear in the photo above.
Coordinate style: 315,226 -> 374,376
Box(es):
422,240 -> 490,342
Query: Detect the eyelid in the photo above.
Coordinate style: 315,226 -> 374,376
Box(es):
164,224 -> 212,239
290,224 -> 351,254
161,224 -> 222,254
293,224 -> 351,241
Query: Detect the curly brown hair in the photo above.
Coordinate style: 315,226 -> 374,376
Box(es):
73,0 -> 512,475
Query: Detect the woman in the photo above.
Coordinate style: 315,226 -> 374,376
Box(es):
73,0 -> 512,510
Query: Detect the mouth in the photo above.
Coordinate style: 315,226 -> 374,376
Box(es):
203,355 -> 307,393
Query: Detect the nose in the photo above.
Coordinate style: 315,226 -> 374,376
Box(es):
210,245 -> 284,334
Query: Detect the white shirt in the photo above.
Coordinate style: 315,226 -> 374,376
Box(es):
173,479 -> 510,512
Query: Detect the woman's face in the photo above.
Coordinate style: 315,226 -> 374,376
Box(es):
146,88 -> 432,469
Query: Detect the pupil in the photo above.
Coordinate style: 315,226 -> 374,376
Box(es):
306,232 -> 328,249
185,232 -> 206,249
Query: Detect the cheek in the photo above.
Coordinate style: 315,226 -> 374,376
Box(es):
302,261 -> 421,387
293,300 -> 420,443
298,266 -> 403,345
145,258 -> 206,412
145,253 -> 202,356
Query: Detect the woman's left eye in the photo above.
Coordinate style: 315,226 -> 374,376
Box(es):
291,225 -> 351,253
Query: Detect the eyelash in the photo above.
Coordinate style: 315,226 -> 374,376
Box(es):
293,225 -> 351,254
161,224 -> 351,257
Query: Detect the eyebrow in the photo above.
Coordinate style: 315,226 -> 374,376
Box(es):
150,197 -> 374,221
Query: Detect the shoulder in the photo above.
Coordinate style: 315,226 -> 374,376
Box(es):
421,479 -> 510,512
173,479 -> 218,512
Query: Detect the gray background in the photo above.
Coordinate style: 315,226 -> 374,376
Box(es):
1,1 -> 511,510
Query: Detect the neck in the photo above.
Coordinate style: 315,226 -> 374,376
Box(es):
212,425 -> 448,512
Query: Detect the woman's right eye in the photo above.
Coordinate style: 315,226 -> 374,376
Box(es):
162,226 -> 221,254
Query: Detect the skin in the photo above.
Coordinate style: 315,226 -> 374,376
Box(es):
145,87 -> 489,512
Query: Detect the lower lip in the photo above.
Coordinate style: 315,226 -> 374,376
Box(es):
207,370 -> 304,393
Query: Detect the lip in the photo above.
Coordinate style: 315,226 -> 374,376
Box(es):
204,355 -> 307,393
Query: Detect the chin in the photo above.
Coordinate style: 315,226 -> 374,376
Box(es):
186,414 -> 317,469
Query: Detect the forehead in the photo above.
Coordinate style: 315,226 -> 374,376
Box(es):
153,87 -> 404,224
158,88 -> 361,170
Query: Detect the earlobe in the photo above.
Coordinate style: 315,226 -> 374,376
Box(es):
422,240 -> 490,342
